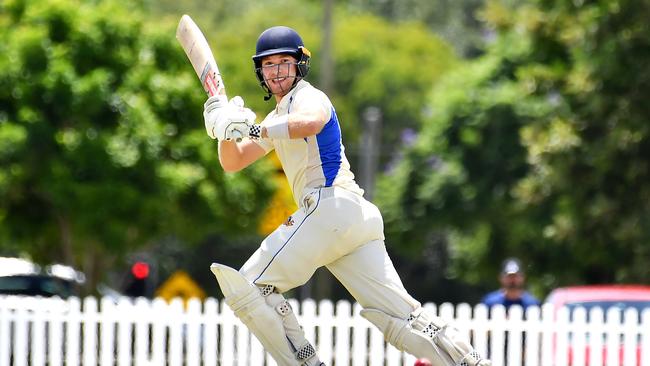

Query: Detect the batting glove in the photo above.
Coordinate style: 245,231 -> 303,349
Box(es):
203,96 -> 258,141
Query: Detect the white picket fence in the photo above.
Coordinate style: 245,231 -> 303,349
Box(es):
1,296 -> 649,366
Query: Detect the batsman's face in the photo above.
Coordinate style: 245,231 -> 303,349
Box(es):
261,54 -> 298,98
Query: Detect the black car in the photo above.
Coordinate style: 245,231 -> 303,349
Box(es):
0,258 -> 85,298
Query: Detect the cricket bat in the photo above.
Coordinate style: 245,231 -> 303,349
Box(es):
176,15 -> 243,141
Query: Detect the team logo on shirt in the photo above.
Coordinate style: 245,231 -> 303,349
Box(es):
283,215 -> 295,226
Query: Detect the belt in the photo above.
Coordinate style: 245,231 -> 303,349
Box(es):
300,186 -> 362,209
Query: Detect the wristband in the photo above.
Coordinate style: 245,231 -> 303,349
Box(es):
263,115 -> 290,139
248,124 -> 261,139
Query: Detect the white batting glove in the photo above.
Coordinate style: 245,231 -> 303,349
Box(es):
203,95 -> 228,139
203,96 -> 258,141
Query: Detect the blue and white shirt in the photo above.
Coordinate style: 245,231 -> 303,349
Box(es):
481,290 -> 540,310
254,80 -> 364,206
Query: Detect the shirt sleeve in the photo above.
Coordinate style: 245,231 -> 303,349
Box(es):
291,86 -> 332,121
481,291 -> 501,306
523,292 -> 541,306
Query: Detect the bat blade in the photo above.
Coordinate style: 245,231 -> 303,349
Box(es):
176,14 -> 226,97
176,15 -> 244,142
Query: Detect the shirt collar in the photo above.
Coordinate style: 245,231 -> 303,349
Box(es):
275,79 -> 309,113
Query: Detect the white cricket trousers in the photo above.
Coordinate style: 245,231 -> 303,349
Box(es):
240,186 -> 420,318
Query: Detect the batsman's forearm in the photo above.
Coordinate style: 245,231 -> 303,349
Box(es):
217,139 -> 266,172
218,140 -> 245,172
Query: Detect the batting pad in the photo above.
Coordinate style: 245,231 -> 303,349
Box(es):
210,263 -> 321,365
361,308 -> 490,366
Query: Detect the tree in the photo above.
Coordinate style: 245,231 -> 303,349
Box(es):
346,0 -> 493,57
0,0 -> 274,293
376,0 -> 650,296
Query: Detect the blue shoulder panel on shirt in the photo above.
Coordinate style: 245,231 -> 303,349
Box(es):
316,108 -> 342,186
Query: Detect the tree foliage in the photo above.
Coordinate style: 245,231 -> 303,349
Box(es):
377,0 -> 650,296
0,0 -> 274,290
346,0 -> 490,56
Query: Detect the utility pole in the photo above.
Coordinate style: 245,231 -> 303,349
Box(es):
320,0 -> 334,94
359,106 -> 382,200
302,0 -> 335,302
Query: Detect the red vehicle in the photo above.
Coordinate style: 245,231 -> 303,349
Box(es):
545,285 -> 650,366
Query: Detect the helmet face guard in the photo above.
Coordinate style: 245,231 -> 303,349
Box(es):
252,26 -> 311,99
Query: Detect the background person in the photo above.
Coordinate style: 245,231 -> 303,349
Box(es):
481,257 -> 540,310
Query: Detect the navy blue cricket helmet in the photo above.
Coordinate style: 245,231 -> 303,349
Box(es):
252,26 -> 311,98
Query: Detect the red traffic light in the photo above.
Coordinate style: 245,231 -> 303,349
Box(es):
131,262 -> 150,280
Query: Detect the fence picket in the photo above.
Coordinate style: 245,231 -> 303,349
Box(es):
116,297 -> 133,366
301,298 -> 318,346
474,304 -> 489,360
49,299 -> 64,366
556,306 -> 570,366
384,341 -> 400,366
369,325 -> 384,366
133,297 -> 151,366
507,305 -> 524,366
490,305 -> 507,366
318,299 -> 335,364
605,307 -> 621,366
623,308 -> 638,366
351,302 -> 367,366
334,300 -> 352,366
572,306 -> 588,366
235,307 -> 249,366
540,303 -> 555,366
14,301 -> 28,366
82,297 -> 98,366
66,297 -> 81,366
150,298 -> 168,365
219,300 -> 236,366
249,333 -> 265,366
524,305 -> 541,366
641,309 -> 650,366
457,303 -> 472,340
186,299 -> 202,366
588,307 -> 604,366
202,298 -> 219,366
0,298 -> 10,366
168,299 -> 184,366
31,299 -> 46,366
99,297 -> 116,366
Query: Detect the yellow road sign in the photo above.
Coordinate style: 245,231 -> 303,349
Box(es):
155,270 -> 206,306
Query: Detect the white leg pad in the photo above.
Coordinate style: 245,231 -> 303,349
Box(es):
210,263 -> 322,366
361,307 -> 490,366
265,291 -> 321,365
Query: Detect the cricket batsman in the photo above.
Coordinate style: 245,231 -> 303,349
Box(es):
203,25 -> 491,366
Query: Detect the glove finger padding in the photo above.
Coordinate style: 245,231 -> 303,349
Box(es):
228,96 -> 256,125
204,95 -> 228,114
229,95 -> 245,108
203,95 -> 230,139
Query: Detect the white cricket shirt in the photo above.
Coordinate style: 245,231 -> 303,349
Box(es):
254,80 -> 364,205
